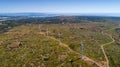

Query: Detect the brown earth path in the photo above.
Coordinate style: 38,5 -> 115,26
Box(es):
39,32 -> 102,67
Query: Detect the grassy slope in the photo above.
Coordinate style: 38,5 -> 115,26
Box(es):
104,25 -> 120,67
0,23 -> 119,67
40,23 -> 113,62
0,24 -> 95,67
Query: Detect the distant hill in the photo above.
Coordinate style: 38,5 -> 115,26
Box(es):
0,13 -> 58,17
0,14 -> 120,24
23,16 -> 120,24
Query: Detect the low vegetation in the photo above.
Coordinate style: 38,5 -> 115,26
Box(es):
0,16 -> 119,67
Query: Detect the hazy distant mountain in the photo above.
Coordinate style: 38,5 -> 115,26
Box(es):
0,13 -> 58,17
1,13 -> 120,17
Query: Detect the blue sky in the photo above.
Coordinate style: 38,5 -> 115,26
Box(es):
0,0 -> 120,13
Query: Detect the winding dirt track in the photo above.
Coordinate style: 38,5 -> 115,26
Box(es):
50,36 -> 102,67
101,26 -> 120,67
39,32 -> 102,67
40,28 -> 117,67
101,31 -> 115,67
39,25 -> 120,67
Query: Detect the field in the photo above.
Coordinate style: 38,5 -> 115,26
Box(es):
0,22 -> 119,67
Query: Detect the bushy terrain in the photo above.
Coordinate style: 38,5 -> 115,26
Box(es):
104,26 -> 120,67
0,16 -> 120,67
0,24 -> 95,67
39,23 -> 119,65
